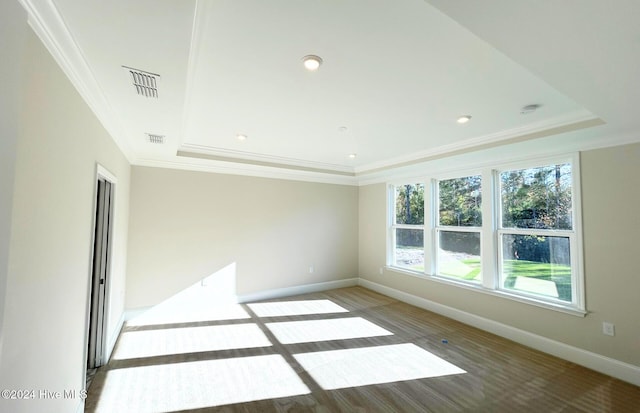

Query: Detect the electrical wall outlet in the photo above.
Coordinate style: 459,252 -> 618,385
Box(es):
602,322 -> 615,337
379,267 -> 384,275
309,266 -> 314,274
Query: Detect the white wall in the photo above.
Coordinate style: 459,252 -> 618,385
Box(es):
0,9 -> 131,413
0,0 -> 27,367
126,166 -> 358,309
359,142 -> 640,368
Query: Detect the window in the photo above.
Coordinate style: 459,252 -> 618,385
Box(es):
390,184 -> 424,271
498,163 -> 576,303
436,175 -> 482,283
387,155 -> 584,313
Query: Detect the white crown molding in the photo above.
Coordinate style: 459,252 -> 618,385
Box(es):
133,157 -> 359,186
179,143 -> 355,175
561,128 -> 640,154
356,122 -> 640,187
146,125 -> 639,188
18,0 -> 133,162
354,110 -> 601,175
359,279 -> 640,387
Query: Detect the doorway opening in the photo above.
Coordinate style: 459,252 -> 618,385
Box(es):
86,166 -> 115,389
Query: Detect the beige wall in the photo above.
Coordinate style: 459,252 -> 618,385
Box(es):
359,142 -> 640,367
0,14 -> 131,413
126,167 -> 358,309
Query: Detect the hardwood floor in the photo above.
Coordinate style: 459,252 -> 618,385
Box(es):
85,287 -> 640,412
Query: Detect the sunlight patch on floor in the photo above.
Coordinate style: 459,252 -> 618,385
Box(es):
95,355 -> 310,413
294,343 -> 466,390
266,317 -> 393,344
113,323 -> 272,360
248,299 -> 349,317
127,302 -> 250,327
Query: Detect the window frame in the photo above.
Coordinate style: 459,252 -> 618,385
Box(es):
494,154 -> 584,310
385,153 -> 585,315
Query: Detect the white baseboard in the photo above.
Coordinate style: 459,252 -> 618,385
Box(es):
105,312 -> 125,362
123,278 -> 359,320
236,277 -> 359,303
358,278 -> 640,387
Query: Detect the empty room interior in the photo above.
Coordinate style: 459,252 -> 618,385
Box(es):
2,1 -> 640,412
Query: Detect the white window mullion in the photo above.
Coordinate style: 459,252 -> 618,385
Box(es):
569,235 -> 582,309
499,228 -> 574,237
570,153 -> 585,310
481,169 -> 497,289
389,226 -> 396,267
496,230 -> 507,291
386,184 -> 394,266
436,226 -> 482,233
423,179 -> 435,275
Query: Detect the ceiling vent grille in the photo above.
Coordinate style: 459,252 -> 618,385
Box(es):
123,66 -> 160,98
146,133 -> 165,144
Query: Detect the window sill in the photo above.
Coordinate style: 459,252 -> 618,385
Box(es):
385,266 -> 587,318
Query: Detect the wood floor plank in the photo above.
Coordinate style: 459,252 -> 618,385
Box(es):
85,286 -> 640,412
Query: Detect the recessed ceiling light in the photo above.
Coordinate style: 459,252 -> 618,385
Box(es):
302,55 -> 323,71
521,104 -> 541,114
236,134 -> 247,141
338,126 -> 348,133
457,115 -> 472,124
348,153 -> 357,159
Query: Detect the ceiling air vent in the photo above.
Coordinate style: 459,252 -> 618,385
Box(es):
146,133 -> 165,144
123,66 -> 160,98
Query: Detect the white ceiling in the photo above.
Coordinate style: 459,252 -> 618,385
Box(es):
21,0 -> 640,184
